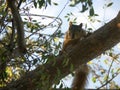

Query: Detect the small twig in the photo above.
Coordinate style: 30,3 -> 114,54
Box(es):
97,72 -> 120,89
106,58 -> 114,88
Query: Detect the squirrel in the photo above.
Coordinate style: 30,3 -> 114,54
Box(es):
62,22 -> 90,90
62,22 -> 87,51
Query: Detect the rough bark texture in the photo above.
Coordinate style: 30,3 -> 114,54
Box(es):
1,12 -> 120,90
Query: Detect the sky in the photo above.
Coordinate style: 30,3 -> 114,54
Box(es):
29,0 -> 120,89
30,0 -> 120,30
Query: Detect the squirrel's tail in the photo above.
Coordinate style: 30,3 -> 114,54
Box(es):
71,64 -> 89,90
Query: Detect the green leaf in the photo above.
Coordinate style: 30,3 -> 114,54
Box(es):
88,28 -> 93,31
33,1 -> 37,8
69,4 -> 74,7
89,6 -> 94,16
53,2 -> 58,6
104,59 -> 108,64
38,0 -> 45,8
33,59 -> 38,65
107,2 -> 113,7
92,77 -> 96,83
103,75 -> 108,81
87,0 -> 93,6
33,20 -> 37,22
59,83 -> 63,88
81,4 -> 88,12
94,14 -> 99,16
47,0 -> 51,5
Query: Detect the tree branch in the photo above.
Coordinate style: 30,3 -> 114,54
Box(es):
7,0 -> 26,54
1,11 -> 120,90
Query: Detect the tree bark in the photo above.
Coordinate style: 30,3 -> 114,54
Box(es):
1,12 -> 120,90
7,0 -> 26,54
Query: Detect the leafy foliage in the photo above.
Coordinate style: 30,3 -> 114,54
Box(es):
0,0 -> 120,89
69,0 -> 94,16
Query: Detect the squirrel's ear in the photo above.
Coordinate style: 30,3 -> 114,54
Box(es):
79,23 -> 83,28
69,21 -> 72,26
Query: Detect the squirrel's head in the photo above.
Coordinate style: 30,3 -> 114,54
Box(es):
69,22 -> 83,31
68,22 -> 85,39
